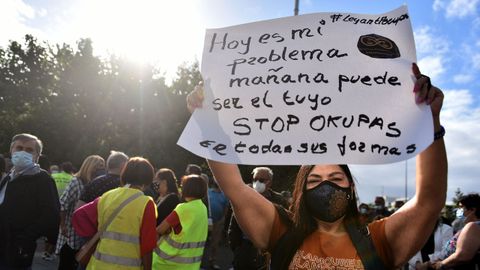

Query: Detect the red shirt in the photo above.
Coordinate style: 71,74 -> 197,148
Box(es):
165,211 -> 182,234
73,197 -> 157,256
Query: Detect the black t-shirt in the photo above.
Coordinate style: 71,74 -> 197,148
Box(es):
79,173 -> 120,203
156,193 -> 181,225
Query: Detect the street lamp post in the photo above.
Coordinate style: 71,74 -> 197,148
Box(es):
405,160 -> 408,200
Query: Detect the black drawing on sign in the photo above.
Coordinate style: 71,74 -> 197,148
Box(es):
357,34 -> 400,59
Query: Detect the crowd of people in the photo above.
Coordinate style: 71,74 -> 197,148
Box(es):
0,133 -> 479,270
0,63 -> 478,270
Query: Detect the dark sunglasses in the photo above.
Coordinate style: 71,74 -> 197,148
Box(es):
152,181 -> 161,190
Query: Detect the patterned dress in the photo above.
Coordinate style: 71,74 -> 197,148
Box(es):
443,221 -> 480,257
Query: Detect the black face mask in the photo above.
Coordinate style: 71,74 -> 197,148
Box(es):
305,180 -> 351,223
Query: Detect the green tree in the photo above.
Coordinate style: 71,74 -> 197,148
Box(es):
0,35 -> 57,154
453,188 -> 464,206
0,35 -> 299,193
170,61 -> 202,95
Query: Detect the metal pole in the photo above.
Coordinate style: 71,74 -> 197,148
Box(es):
405,160 -> 408,200
294,0 -> 299,16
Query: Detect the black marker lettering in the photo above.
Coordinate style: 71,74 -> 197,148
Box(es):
233,118 -> 251,135
406,144 -> 416,154
386,122 -> 401,137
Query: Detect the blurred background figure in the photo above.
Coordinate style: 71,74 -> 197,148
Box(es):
154,174 -> 208,270
358,203 -> 371,226
452,207 -> 466,234
73,157 -> 157,270
228,167 -> 287,270
373,196 -> 391,218
0,155 -> 6,180
206,175 -> 229,270
38,154 -> 51,173
431,193 -> 480,270
76,150 -> 128,209
392,199 -> 405,213
177,163 -> 202,192
55,155 -> 105,270
407,216 -> 452,269
186,164 -> 202,176
51,161 -> 75,196
0,133 -> 60,269
154,168 -> 181,225
281,190 -> 293,208
43,162 -> 75,261
50,165 -> 59,174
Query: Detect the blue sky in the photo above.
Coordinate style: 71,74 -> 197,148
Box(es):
1,0 -> 479,204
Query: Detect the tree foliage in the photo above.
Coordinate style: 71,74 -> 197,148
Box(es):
0,35 -> 296,192
453,188 -> 464,206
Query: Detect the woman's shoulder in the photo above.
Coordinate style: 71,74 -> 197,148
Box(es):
274,204 -> 293,225
63,176 -> 83,191
267,205 -> 293,250
166,193 -> 180,199
367,218 -> 395,269
162,193 -> 180,203
368,218 -> 387,233
462,221 -> 480,234
158,193 -> 180,207
69,176 -> 84,186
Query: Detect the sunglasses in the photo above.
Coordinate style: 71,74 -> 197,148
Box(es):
152,181 -> 161,190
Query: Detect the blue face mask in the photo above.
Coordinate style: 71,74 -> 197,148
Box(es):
456,208 -> 463,218
455,208 -> 466,220
11,151 -> 34,170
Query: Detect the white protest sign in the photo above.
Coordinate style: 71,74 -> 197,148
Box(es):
178,6 -> 433,165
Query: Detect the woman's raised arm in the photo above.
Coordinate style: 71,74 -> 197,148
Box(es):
384,63 -> 448,267
187,85 -> 276,249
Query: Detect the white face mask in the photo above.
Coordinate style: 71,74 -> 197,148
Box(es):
11,151 -> 34,170
253,181 -> 266,193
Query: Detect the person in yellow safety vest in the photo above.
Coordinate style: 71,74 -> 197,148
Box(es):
73,157 -> 158,270
153,174 -> 208,270
51,161 -> 75,196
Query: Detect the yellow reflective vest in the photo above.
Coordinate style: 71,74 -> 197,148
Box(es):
87,187 -> 153,270
153,199 -> 208,270
51,171 -> 73,195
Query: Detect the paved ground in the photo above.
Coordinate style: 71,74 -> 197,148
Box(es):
32,238 -> 234,270
31,240 -> 58,270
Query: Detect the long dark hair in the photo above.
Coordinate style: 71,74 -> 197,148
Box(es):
276,164 -> 359,269
156,168 -> 179,195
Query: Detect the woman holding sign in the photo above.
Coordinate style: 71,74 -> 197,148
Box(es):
187,63 -> 446,269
